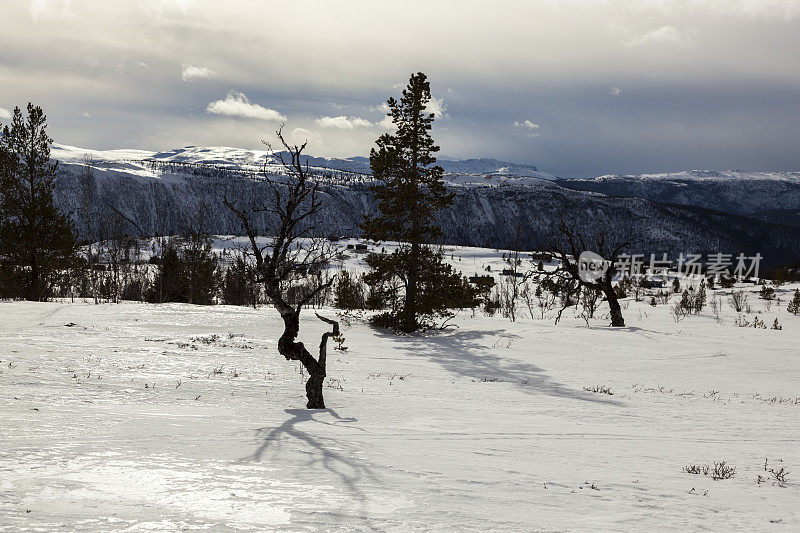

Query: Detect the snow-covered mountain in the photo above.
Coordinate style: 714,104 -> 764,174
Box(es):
586,170 -> 800,183
52,144 -> 554,182
557,170 -> 800,224
50,145 -> 800,266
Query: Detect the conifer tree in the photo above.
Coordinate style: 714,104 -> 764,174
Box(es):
363,72 -> 467,331
695,278 -> 707,312
145,236 -> 219,305
333,270 -> 364,310
222,256 -> 258,307
0,104 -> 76,300
788,289 -> 800,316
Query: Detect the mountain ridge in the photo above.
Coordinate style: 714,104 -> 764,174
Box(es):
48,143 -> 800,267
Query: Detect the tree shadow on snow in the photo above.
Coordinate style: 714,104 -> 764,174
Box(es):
243,408 -> 381,521
371,327 -> 622,406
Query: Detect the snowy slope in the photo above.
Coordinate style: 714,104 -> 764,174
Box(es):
2,278 -> 800,530
50,144 -> 156,164
52,144 -> 555,182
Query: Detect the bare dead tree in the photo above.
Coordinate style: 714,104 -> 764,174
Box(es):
102,209 -> 128,304
498,226 -> 533,321
223,127 -> 337,408
548,215 -> 629,327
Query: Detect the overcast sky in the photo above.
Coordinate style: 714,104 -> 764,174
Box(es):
1,0 -> 799,177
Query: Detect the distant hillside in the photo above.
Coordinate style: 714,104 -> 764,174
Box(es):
51,145 -> 800,266
557,170 -> 800,225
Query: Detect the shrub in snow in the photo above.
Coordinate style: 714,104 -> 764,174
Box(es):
583,385 -> 613,395
684,462 -> 736,480
711,461 -> 736,480
728,290 -> 748,313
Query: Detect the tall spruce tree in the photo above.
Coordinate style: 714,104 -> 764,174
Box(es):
364,72 -> 473,332
0,104 -> 76,300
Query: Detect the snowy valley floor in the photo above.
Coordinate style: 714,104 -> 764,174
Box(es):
1,295 -> 799,531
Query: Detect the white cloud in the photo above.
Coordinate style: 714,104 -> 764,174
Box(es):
287,127 -> 316,146
206,91 -> 286,121
315,116 -> 373,129
515,120 -> 540,130
515,120 -> 541,137
375,101 -> 391,114
29,0 -> 72,21
425,96 -> 448,118
377,115 -> 395,130
291,127 -> 312,139
626,25 -> 694,47
0,107 -> 11,120
181,65 -> 217,82
610,86 -> 623,96
82,112 -> 92,118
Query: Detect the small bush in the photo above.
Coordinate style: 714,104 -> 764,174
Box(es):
769,466 -> 789,484
672,301 -> 688,323
759,286 -> 776,300
684,464 -> 710,475
683,461 -> 735,480
584,384 -> 613,395
728,290 -> 748,312
711,461 -> 736,480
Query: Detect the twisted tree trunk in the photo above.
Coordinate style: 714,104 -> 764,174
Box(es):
276,306 -> 338,409
603,286 -> 625,327
222,127 -> 337,408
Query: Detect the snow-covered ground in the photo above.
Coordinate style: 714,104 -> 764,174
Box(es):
2,282 -> 800,531
131,236 -> 558,284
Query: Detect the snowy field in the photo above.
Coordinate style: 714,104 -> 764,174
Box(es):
2,284 -> 800,531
